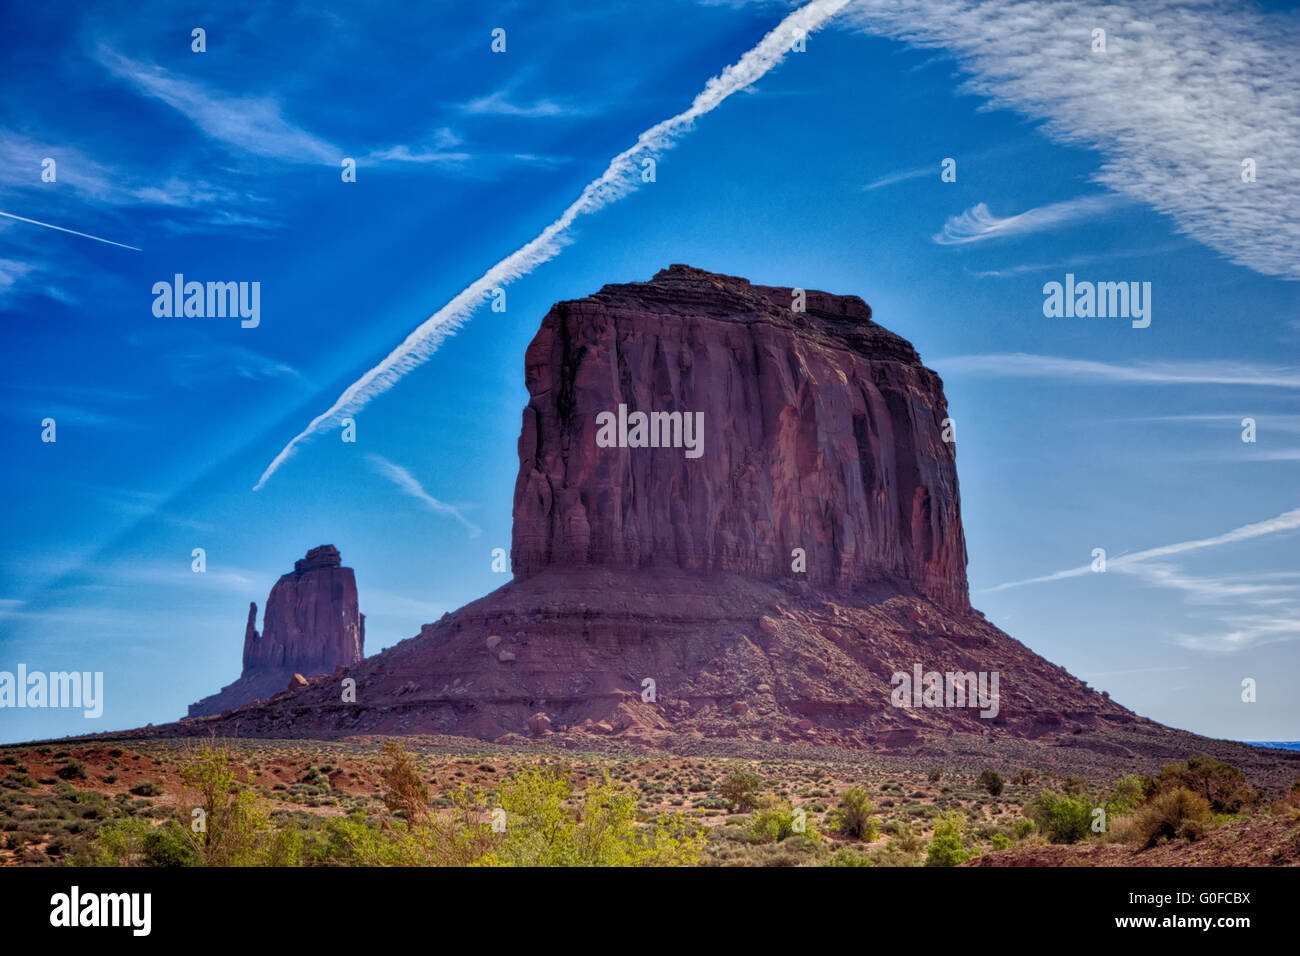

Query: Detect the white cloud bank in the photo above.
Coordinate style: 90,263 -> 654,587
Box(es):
840,0 -> 1300,278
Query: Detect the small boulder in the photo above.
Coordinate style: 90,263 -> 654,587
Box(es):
528,712 -> 552,736
486,635 -> 503,649
497,649 -> 516,663
287,673 -> 309,691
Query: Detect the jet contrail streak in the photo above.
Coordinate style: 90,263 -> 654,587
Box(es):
0,210 -> 141,251
254,0 -> 849,490
985,507 -> 1300,592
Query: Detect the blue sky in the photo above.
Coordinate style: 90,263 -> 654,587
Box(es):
2,0 -> 1298,744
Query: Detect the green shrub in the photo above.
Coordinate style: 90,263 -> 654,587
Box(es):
130,782 -> 163,797
924,811 -> 972,867
978,770 -> 1004,797
827,847 -> 874,867
745,803 -> 811,845
1156,757 -> 1253,813
720,770 -> 763,812
379,742 -> 429,825
93,818 -> 149,865
1029,790 -> 1093,844
835,787 -> 878,840
1106,775 -> 1146,816
56,761 -> 87,781
479,767 -> 707,866
142,821 -> 197,866
1062,776 -> 1088,796
1123,787 -> 1212,848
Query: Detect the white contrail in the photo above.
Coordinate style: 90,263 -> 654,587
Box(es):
367,454 -> 481,538
0,210 -> 141,251
986,507 -> 1300,592
254,0 -> 849,490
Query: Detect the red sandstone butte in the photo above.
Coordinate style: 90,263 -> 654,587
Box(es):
188,545 -> 364,717
163,267 -> 1288,776
512,264 -> 968,609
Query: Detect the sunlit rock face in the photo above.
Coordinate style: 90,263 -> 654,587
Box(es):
512,264 -> 969,610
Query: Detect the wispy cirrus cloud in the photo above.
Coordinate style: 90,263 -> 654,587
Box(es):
0,258 -> 37,297
367,455 -> 481,538
95,45 -> 339,164
840,0 -> 1300,278
988,510 -> 1300,653
1173,611 -> 1300,654
365,145 -> 473,165
254,0 -> 851,489
935,353 -> 1300,389
988,507 -> 1300,593
933,194 -> 1120,245
459,90 -> 588,118
0,127 -> 278,242
168,343 -> 304,387
1123,414 -> 1300,433
864,164 -> 933,190
966,241 -> 1189,278
365,126 -> 472,165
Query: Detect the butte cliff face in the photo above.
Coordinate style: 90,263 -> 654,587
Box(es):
512,265 -> 969,609
168,267 -> 1252,770
188,545 -> 364,718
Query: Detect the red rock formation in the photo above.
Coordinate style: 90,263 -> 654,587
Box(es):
163,267 -> 1280,777
244,545 -> 365,674
188,545 -> 364,717
512,264 -> 968,609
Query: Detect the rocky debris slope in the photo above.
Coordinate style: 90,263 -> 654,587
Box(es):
187,545 -> 364,717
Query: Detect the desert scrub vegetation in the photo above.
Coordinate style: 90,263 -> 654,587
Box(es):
329,747 -> 705,866
977,770 -> 1004,797
924,811 -> 974,867
1028,790 -> 1093,844
720,769 -> 763,812
92,742 -> 705,867
1018,755 -> 1256,851
97,746 -> 300,866
743,800 -> 819,845
1153,756 -> 1256,813
830,786 -> 878,841
0,784 -> 154,865
1110,788 -> 1212,848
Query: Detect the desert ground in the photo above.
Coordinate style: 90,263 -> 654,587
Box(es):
3,733 -> 1297,867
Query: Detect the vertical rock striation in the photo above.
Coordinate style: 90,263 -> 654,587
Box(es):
511,265 -> 969,609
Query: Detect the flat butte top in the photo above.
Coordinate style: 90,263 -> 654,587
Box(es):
561,264 -> 923,367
